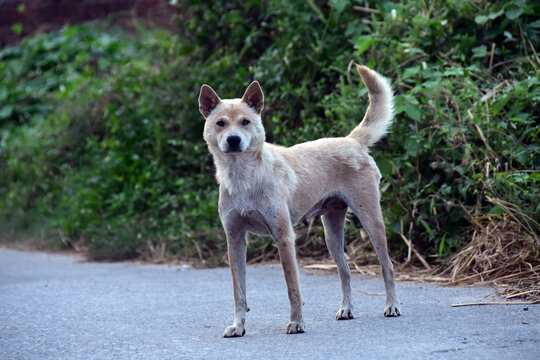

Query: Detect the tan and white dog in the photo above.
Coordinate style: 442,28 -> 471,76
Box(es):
198,65 -> 400,337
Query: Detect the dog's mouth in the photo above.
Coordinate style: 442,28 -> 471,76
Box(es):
224,147 -> 243,153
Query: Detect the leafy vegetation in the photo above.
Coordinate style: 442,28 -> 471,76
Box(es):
0,0 -> 538,264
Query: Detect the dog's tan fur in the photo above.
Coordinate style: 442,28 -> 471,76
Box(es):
199,65 -> 400,337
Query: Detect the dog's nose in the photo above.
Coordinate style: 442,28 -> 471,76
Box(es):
227,135 -> 242,150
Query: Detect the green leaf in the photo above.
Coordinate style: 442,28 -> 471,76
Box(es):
376,158 -> 393,177
529,19 -> 540,28
420,219 -> 434,238
355,36 -> 377,56
438,233 -> 447,256
330,0 -> 349,13
475,15 -> 488,25
471,45 -> 488,58
393,94 -> 405,115
404,104 -> 422,121
0,105 -> 13,119
0,88 -> 7,101
402,66 -> 420,80
404,138 -> 420,156
488,9 -> 504,20
505,7 -> 523,20
226,10 -> 243,24
491,94 -> 512,116
11,23 -> 23,35
305,0 -> 326,23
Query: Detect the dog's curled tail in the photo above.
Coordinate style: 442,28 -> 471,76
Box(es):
348,65 -> 394,147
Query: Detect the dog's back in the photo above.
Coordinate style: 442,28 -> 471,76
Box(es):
268,65 -> 394,223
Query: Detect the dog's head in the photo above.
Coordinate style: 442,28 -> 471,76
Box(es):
199,82 -> 265,154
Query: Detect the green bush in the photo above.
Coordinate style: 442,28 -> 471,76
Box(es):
0,0 -> 538,262
0,23 -> 224,260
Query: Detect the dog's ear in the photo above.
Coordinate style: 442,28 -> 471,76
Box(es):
241,81 -> 264,114
199,85 -> 222,118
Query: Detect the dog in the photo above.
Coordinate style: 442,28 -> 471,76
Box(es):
198,65 -> 400,337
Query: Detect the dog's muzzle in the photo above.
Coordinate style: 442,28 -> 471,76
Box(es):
226,135 -> 242,152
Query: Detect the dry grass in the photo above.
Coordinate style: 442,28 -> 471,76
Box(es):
436,216 -> 539,302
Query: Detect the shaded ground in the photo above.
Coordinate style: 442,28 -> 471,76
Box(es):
0,248 -> 538,359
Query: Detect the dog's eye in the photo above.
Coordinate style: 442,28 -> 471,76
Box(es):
216,120 -> 225,127
241,119 -> 250,126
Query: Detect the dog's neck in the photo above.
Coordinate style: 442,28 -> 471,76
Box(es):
211,144 -> 273,196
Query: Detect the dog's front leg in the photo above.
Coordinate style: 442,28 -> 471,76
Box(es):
223,228 -> 249,337
274,221 -> 305,334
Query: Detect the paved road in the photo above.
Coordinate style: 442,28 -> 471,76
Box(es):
0,248 -> 538,359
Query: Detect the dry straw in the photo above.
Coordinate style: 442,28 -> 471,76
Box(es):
437,215 -> 539,303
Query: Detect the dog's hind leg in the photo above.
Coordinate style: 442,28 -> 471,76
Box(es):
223,227 -> 249,337
322,205 -> 354,320
345,183 -> 401,317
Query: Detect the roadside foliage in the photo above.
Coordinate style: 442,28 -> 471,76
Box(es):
0,0 -> 538,264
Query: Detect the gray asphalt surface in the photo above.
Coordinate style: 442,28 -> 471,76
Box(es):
0,248 -> 538,359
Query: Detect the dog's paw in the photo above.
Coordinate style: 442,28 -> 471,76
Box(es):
384,304 -> 401,317
285,321 -> 305,334
336,306 -> 354,320
223,325 -> 246,337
